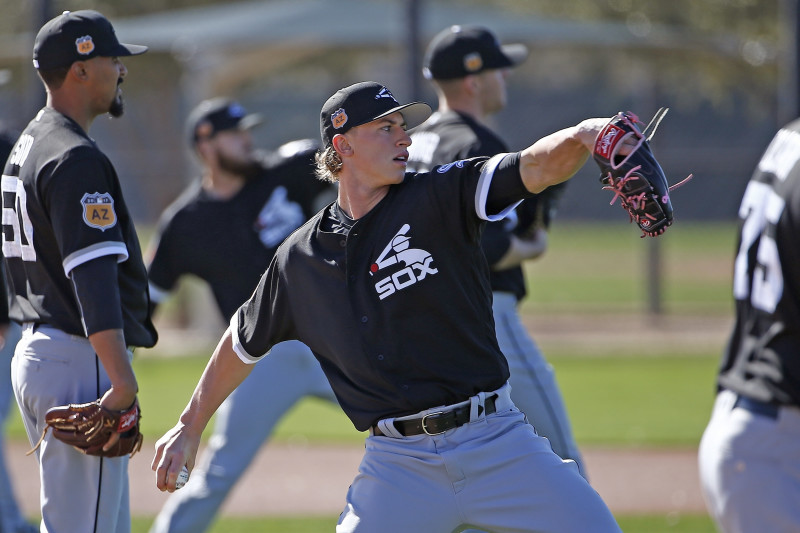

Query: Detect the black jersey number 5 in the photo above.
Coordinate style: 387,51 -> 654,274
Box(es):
1,176 -> 36,261
733,180 -> 785,313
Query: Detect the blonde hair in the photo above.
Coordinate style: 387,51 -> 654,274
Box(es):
314,145 -> 343,183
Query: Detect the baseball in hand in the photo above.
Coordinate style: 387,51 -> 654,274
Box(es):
175,466 -> 190,490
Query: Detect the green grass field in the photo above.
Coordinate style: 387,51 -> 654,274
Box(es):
129,513 -> 718,533
10,222 -> 736,531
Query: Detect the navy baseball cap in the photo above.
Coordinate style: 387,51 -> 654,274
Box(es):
423,25 -> 528,80
320,82 -> 431,147
33,10 -> 147,70
187,98 -> 264,146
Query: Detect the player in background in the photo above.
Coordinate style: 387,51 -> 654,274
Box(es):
698,118 -> 800,532
0,127 -> 36,533
147,98 -> 340,533
153,81 -> 623,532
2,10 -> 155,533
407,25 -> 585,476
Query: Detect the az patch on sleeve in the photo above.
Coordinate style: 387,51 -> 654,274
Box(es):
81,192 -> 117,231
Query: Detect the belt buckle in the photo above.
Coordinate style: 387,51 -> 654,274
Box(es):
421,411 -> 446,435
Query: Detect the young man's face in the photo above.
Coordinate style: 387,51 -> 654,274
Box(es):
477,68 -> 509,116
342,112 -> 412,186
204,129 -> 260,177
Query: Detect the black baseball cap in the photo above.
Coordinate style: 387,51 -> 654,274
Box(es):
33,10 -> 147,70
187,97 -> 264,146
320,82 -> 431,147
423,25 -> 528,80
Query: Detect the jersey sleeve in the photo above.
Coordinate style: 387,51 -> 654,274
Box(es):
44,150 -> 128,277
230,253 -> 295,363
473,152 -> 525,221
145,212 -> 183,302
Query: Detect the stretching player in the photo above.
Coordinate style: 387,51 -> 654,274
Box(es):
147,98 -> 340,533
408,25 -> 585,476
153,81 -> 623,532
2,11 -> 155,533
698,117 -> 800,532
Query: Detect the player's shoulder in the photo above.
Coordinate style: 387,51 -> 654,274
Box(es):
259,138 -> 319,171
155,181 -> 205,226
274,205 -> 329,259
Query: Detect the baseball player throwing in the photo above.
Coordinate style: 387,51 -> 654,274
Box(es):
153,81 -> 623,532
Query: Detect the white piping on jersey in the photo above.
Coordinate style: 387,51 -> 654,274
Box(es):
474,153 -> 523,222
62,242 -> 128,278
147,282 -> 170,305
229,312 -> 260,364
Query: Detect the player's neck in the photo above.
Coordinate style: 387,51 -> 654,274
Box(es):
202,170 -> 246,200
336,179 -> 390,220
440,97 -> 488,123
47,93 -> 94,133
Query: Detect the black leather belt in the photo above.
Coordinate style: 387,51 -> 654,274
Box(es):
372,395 -> 497,437
733,395 -> 779,420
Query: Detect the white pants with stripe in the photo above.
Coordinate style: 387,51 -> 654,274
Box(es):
12,324 -> 132,533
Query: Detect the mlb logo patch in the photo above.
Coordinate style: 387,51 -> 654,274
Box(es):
463,53 -> 483,73
332,108 -> 348,129
81,192 -> 117,231
76,35 -> 95,56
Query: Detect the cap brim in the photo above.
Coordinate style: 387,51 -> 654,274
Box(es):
373,102 -> 432,131
501,44 -> 528,67
116,43 -> 148,56
239,113 -> 265,130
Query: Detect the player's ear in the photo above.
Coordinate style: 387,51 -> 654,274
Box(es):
463,75 -> 480,95
70,61 -> 89,81
332,134 -> 352,157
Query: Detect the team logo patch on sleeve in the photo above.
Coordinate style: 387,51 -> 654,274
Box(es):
81,192 -> 117,231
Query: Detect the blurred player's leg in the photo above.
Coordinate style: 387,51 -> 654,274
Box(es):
150,340 -> 338,533
699,389 -> 800,533
492,292 -> 587,477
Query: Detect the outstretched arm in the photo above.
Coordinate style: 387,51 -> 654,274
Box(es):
519,118 -> 609,194
152,327 -> 253,492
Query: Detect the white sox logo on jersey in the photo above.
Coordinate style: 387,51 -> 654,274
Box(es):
81,192 -> 117,231
370,224 -> 438,300
254,186 -> 304,248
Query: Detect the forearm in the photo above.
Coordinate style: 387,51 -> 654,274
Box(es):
178,327 -> 253,439
89,328 -> 138,410
492,228 -> 548,271
153,327 -> 253,491
519,118 -> 607,193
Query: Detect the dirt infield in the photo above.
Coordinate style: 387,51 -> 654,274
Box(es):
8,440 -> 708,518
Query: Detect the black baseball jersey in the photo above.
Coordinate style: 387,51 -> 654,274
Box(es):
1,108 -> 156,347
718,118 -> 800,407
231,153 -> 526,431
147,140 -> 334,320
408,110 -> 563,301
